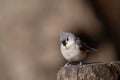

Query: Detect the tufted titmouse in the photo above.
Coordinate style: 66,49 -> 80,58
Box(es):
60,32 -> 96,66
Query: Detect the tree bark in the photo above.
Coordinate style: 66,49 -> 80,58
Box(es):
57,61 -> 120,80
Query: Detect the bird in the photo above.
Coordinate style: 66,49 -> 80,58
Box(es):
60,32 -> 96,67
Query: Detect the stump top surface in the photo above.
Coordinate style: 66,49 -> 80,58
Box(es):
62,61 -> 120,67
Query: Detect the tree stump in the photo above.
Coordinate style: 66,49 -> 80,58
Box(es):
57,61 -> 120,80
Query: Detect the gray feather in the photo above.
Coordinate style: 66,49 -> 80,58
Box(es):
60,32 -> 75,41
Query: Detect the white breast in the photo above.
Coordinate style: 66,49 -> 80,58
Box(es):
60,44 -> 86,62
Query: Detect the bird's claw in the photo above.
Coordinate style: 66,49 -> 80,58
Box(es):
64,62 -> 72,67
79,61 -> 82,65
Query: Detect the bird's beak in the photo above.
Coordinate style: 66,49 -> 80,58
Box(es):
62,40 -> 66,46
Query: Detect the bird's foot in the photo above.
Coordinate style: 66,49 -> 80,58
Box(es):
79,61 -> 82,65
64,62 -> 72,67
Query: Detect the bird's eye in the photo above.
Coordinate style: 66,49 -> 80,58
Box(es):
67,38 -> 69,41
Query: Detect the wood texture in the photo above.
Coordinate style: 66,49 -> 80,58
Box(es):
57,61 -> 120,80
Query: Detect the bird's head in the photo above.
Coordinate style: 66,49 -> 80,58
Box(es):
60,32 -> 76,48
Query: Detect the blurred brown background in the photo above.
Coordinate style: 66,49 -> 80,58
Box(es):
0,0 -> 120,80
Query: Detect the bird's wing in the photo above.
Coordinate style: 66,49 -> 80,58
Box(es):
79,41 -> 96,53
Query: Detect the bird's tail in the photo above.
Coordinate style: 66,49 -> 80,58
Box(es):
86,47 -> 97,54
